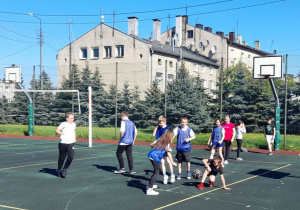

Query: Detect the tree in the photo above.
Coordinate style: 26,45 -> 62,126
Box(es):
167,62 -> 211,132
141,81 -> 164,128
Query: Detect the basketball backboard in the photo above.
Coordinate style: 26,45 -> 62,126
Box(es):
5,65 -> 21,83
253,56 -> 282,79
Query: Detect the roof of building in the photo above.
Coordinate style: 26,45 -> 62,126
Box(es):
227,40 -> 271,56
133,37 -> 219,68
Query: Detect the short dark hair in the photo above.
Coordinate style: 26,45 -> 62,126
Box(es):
65,112 -> 74,119
120,111 -> 128,118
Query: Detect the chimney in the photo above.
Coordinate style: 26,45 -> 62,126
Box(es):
128,17 -> 138,36
216,31 -> 224,36
229,32 -> 235,42
153,19 -> 161,42
182,15 -> 188,24
204,27 -> 212,33
195,24 -> 203,29
243,41 -> 247,46
255,41 -> 260,50
237,35 -> 242,44
175,15 -> 183,47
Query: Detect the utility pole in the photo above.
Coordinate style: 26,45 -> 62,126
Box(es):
115,62 -> 118,139
69,20 -> 74,113
29,13 -> 43,90
220,57 -> 224,119
164,60 -> 167,117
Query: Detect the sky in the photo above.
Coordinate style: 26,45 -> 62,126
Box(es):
0,0 -> 299,88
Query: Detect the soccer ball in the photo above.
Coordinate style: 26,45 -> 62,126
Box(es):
192,169 -> 203,179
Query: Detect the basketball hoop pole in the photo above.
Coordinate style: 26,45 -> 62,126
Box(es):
16,83 -> 34,136
269,79 -> 281,151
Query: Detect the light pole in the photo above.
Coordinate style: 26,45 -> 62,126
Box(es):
29,13 -> 43,90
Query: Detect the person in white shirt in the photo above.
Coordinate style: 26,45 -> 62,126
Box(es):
236,120 -> 246,161
55,112 -> 76,178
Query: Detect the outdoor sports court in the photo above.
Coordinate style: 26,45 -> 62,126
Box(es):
0,136 -> 299,210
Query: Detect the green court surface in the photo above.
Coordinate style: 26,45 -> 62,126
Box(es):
0,137 -> 299,210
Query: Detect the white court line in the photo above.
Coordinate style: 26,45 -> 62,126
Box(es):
0,204 -> 28,210
154,164 -> 291,210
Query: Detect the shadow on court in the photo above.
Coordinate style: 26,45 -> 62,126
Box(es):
39,168 -> 58,177
92,164 -> 116,172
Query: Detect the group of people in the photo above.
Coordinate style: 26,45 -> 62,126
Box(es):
54,111 -> 277,196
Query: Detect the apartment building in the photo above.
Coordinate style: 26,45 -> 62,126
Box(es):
57,17 -> 220,97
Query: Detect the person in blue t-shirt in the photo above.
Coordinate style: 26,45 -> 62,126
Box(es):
114,111 -> 137,175
207,119 -> 225,167
152,116 -> 175,184
173,117 -> 196,180
147,129 -> 177,195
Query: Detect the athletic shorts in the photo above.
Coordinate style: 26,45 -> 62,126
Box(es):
266,135 -> 274,143
176,151 -> 190,163
212,141 -> 224,148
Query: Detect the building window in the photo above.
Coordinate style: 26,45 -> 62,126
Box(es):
158,59 -> 162,65
104,46 -> 112,58
248,55 -> 251,67
156,72 -> 163,90
116,45 -> 124,57
240,52 -> 244,62
167,74 -> 173,83
202,66 -> 206,73
187,30 -> 193,38
80,48 -> 87,59
169,61 -> 173,67
209,68 -> 213,75
231,49 -> 234,63
91,47 -> 99,59
202,80 -> 207,88
193,64 -> 198,72
209,80 -> 214,90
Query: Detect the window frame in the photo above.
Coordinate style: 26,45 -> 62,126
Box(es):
104,46 -> 112,58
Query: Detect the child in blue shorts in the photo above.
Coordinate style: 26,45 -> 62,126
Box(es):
173,117 -> 196,180
207,119 -> 225,166
147,129 -> 177,195
152,115 -> 175,184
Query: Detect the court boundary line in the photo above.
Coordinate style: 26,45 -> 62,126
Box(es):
154,164 -> 291,210
0,204 -> 28,210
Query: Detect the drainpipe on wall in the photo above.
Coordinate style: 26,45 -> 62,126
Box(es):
150,48 -> 154,86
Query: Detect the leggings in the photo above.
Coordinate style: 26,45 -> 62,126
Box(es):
149,159 -> 161,188
236,139 -> 242,158
222,140 -> 232,161
116,145 -> 133,171
58,143 -> 74,170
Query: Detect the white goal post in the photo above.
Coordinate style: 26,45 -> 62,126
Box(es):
0,89 -> 81,114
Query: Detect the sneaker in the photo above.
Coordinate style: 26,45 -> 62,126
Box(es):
114,168 -> 126,174
146,189 -> 159,195
187,172 -> 191,180
197,183 -> 204,190
163,175 -> 169,184
224,160 -> 228,164
146,185 -> 158,190
61,169 -> 67,178
222,164 -> 225,168
129,170 -> 136,175
177,174 -> 182,180
170,174 -> 176,183
209,181 -> 214,187
268,152 -> 273,155
57,170 -> 61,178
236,157 -> 243,161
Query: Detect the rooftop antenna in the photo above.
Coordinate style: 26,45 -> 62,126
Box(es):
270,40 -> 274,53
185,4 -> 188,16
112,10 -> 115,36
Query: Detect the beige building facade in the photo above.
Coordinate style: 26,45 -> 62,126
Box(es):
57,17 -> 219,97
